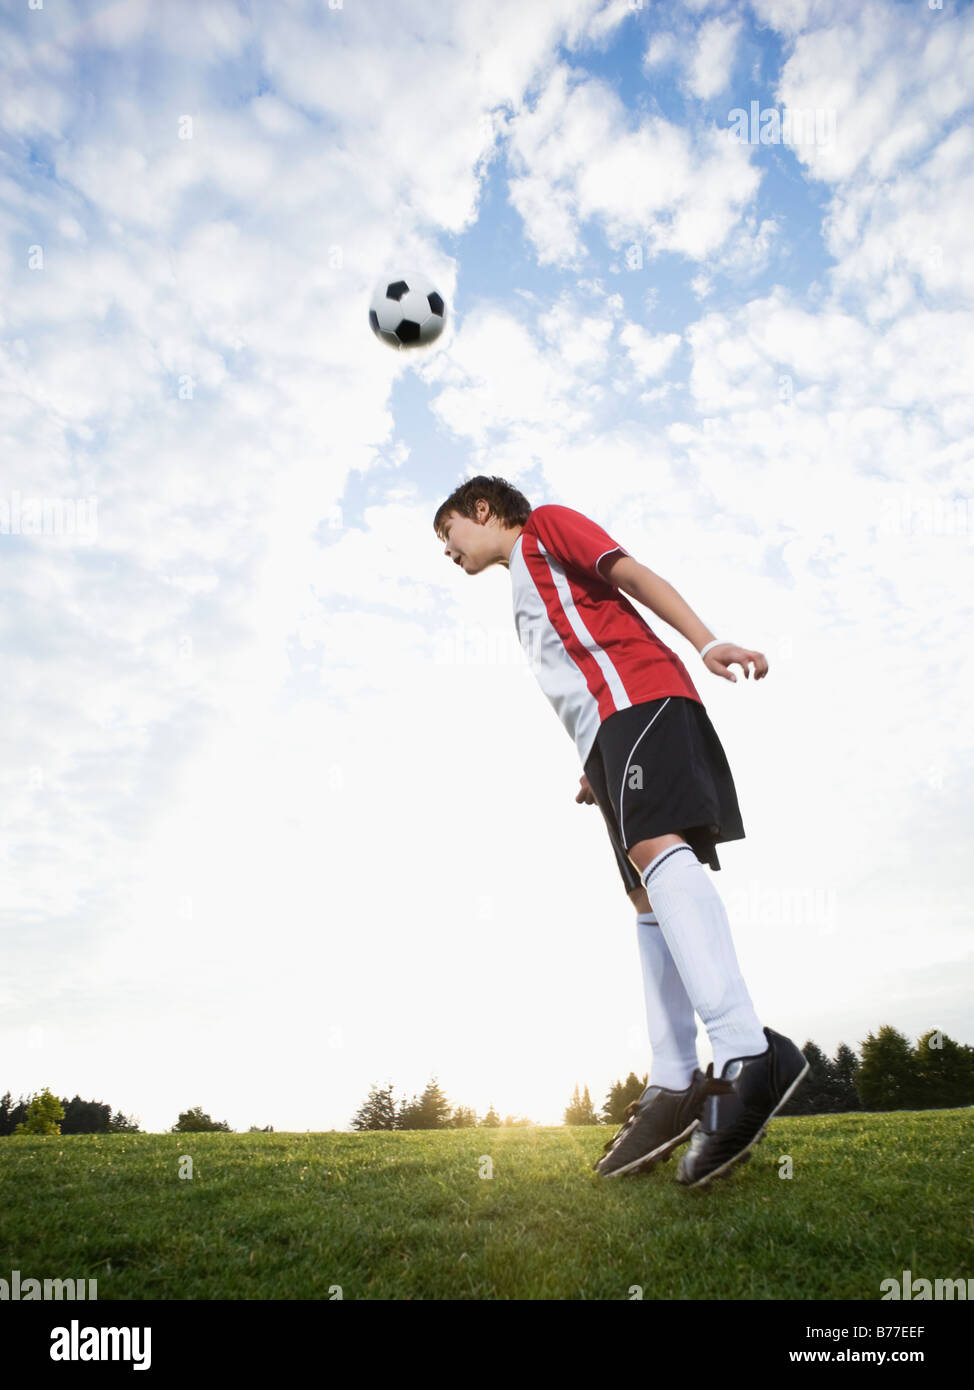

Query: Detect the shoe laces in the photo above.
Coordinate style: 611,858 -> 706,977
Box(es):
693,1062 -> 736,1102
600,1066 -> 734,1155
599,1097 -> 642,1155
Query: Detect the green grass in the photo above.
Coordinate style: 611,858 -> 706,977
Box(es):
1,1110 -> 971,1299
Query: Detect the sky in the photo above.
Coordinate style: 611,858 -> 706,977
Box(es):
1,0 -> 972,1134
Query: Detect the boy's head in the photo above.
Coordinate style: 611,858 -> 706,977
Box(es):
433,475 -> 532,574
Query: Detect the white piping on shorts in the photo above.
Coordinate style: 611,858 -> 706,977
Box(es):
618,698 -> 671,851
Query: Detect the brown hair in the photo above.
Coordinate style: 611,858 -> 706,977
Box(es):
433,475 -> 533,540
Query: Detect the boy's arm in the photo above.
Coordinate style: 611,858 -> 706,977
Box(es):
601,553 -> 768,682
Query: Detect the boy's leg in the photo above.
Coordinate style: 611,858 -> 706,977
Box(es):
628,834 -> 809,1188
627,883 -> 699,1091
627,884 -> 651,912
627,833 -> 766,1076
595,880 -> 714,1178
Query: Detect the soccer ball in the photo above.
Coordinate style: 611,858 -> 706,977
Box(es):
369,271 -> 446,350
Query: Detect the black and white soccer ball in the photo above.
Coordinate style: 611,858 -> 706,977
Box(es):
369,271 -> 446,350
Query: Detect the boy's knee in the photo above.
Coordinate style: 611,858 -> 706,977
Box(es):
627,832 -> 688,876
628,884 -> 651,914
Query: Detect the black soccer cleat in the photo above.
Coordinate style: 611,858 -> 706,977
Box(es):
675,1027 -> 810,1189
594,1067 -> 733,1178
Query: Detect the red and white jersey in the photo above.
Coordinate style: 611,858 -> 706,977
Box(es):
509,504 -> 702,765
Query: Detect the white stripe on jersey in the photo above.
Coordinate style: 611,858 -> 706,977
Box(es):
508,508 -> 703,767
538,541 -> 633,712
511,534 -> 631,766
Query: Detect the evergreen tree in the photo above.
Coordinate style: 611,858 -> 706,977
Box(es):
0,1093 -> 30,1136
60,1096 -> 112,1134
14,1087 -> 65,1135
914,1030 -> 974,1109
448,1105 -> 478,1128
857,1026 -> 919,1110
397,1077 -> 452,1130
778,1041 -> 834,1115
601,1072 -> 647,1125
107,1110 -> 140,1133
564,1083 -> 582,1125
350,1083 -> 398,1131
830,1042 -> 862,1112
479,1104 -> 501,1127
564,1083 -> 598,1125
170,1106 -> 232,1132
580,1084 -> 598,1124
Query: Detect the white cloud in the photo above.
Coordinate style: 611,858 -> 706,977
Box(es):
539,294 -> 619,366
770,0 -> 974,184
683,15 -> 743,99
423,306 -> 599,450
690,272 -> 715,299
507,65 -> 763,265
583,0 -> 639,47
506,173 -> 586,268
644,32 -> 678,68
685,288 -> 974,439
823,125 -> 974,319
749,0 -> 844,36
750,0 -> 974,331
619,324 -> 682,377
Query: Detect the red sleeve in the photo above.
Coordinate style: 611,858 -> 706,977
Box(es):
530,505 -> 629,582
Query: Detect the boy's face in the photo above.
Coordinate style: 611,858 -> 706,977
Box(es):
440,507 -> 494,574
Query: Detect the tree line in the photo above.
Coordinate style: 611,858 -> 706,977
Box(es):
351,1078 -> 533,1130
564,1026 -> 974,1126
5,1026 -> 971,1136
355,1026 -> 974,1130
1,1090 -> 139,1136
0,1091 -> 275,1136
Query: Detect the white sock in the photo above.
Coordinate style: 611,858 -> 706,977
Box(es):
641,844 -> 767,1076
635,910 -> 700,1091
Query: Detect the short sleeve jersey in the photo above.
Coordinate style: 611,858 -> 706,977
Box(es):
509,504 -> 702,765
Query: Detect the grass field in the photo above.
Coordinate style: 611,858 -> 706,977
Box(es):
2,1110 -> 971,1300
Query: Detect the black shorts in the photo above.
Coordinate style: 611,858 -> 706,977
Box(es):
583,696 -> 745,894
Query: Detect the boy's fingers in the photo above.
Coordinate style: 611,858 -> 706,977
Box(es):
707,646 -> 768,681
576,779 -> 594,804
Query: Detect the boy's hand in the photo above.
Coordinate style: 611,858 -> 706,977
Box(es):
703,643 -> 769,682
575,773 -> 597,805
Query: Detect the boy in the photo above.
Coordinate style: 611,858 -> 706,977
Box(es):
433,476 -> 808,1187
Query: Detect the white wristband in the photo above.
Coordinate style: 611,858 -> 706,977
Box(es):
699,639 -> 725,659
